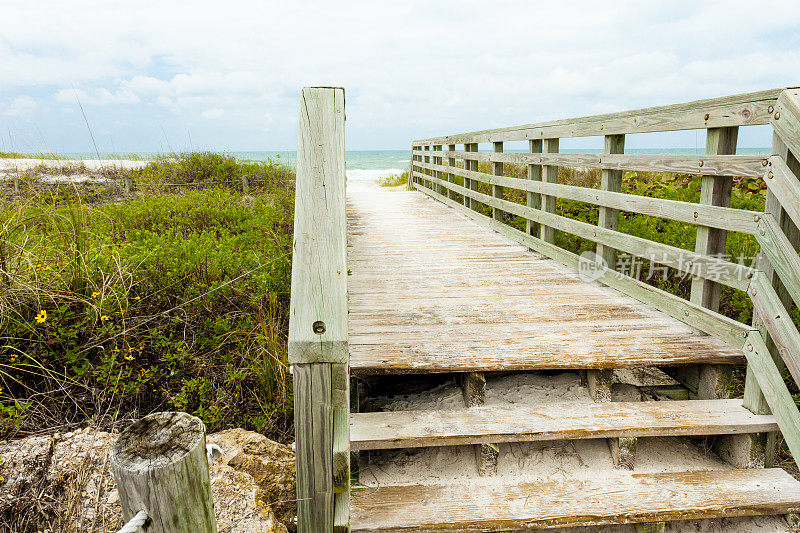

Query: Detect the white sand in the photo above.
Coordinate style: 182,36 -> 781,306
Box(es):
0,158 -> 149,183
358,371 -> 792,532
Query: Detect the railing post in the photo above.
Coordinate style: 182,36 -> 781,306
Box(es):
447,144 -> 456,200
242,175 -> 249,194
466,143 -> 479,211
526,140 -> 542,236
290,86 -> 349,533
111,412 -> 216,533
433,144 -> 443,196
408,145 -> 419,190
596,134 -> 625,267
492,141 -> 504,220
423,145 -> 431,190
540,138 -> 559,243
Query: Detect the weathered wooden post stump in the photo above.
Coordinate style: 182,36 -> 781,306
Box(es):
110,411 -> 217,533
241,175 -> 249,193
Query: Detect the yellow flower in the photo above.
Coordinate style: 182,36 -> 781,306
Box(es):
133,296 -> 140,300
101,315 -> 109,322
35,310 -> 47,323
91,291 -> 100,298
124,354 -> 135,361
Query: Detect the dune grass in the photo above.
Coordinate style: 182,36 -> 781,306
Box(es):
0,152 -> 296,441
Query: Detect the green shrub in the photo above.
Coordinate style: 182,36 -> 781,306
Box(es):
0,154 -> 295,441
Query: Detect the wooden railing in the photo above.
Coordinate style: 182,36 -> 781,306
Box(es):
289,87 -> 350,532
410,87 -> 800,467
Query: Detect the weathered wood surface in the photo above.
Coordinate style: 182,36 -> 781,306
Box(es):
347,184 -> 743,374
411,171 -> 755,290
411,181 -> 750,348
414,88 -> 785,144
288,87 -> 348,364
290,87 -> 349,533
596,134 -> 625,267
111,412 -> 216,533
415,160 -> 760,233
412,149 -> 768,178
772,88 -> 800,161
350,468 -> 800,532
349,399 -> 777,451
765,155 -> 800,235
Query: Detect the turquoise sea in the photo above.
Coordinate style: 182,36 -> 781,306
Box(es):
43,148 -> 770,182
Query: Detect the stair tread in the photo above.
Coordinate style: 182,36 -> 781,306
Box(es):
350,399 -> 778,451
350,468 -> 800,531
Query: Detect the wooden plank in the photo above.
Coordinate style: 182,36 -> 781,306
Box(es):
350,468 -> 800,532
290,87 -> 348,533
755,213 -> 800,312
690,126 -> 738,315
413,88 -> 785,144
410,181 -> 751,348
332,362 -> 350,532
597,134 -> 625,267
289,87 -> 348,364
455,372 -> 498,476
750,275 -> 800,390
413,171 -> 754,290
526,139 -> 542,236
773,88 -> 800,161
540,139 -> 558,244
743,330 -> 800,467
294,363 -> 334,531
492,141 -> 503,220
466,143 -> 478,210
413,150 -> 768,178
447,144 -> 456,200
765,154 -> 800,232
415,160 -> 759,233
350,399 -> 777,451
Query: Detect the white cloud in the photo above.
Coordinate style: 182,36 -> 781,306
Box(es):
54,87 -> 139,106
3,95 -> 38,116
0,0 -> 798,150
201,108 -> 224,119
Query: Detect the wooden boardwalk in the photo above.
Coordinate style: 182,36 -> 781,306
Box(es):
289,87 -> 800,532
346,183 -> 798,532
347,183 -> 742,374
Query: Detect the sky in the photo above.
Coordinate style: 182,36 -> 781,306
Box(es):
1,1 -> 799,153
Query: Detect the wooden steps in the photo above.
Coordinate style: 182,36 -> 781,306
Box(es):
350,399 -> 778,451
350,468 -> 800,532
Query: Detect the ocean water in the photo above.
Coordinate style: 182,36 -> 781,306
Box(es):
37,147 -> 770,182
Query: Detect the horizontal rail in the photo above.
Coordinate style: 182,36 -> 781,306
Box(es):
413,169 -> 755,290
412,179 -> 752,347
412,150 -> 769,178
415,160 -> 760,233
742,330 -> 800,465
772,89 -> 800,161
749,275 -> 800,389
754,214 -> 800,313
765,155 -> 800,231
414,88 -> 789,144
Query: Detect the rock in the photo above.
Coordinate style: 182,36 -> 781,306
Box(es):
0,427 -> 293,533
207,428 -> 296,529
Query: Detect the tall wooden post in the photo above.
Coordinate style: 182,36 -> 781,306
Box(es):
527,139 -> 542,236
492,141 -> 504,221
596,134 -> 625,267
447,144 -> 456,200
433,145 -> 443,196
540,138 -> 559,243
111,412 -> 216,533
290,87 -> 350,533
465,143 -> 479,210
